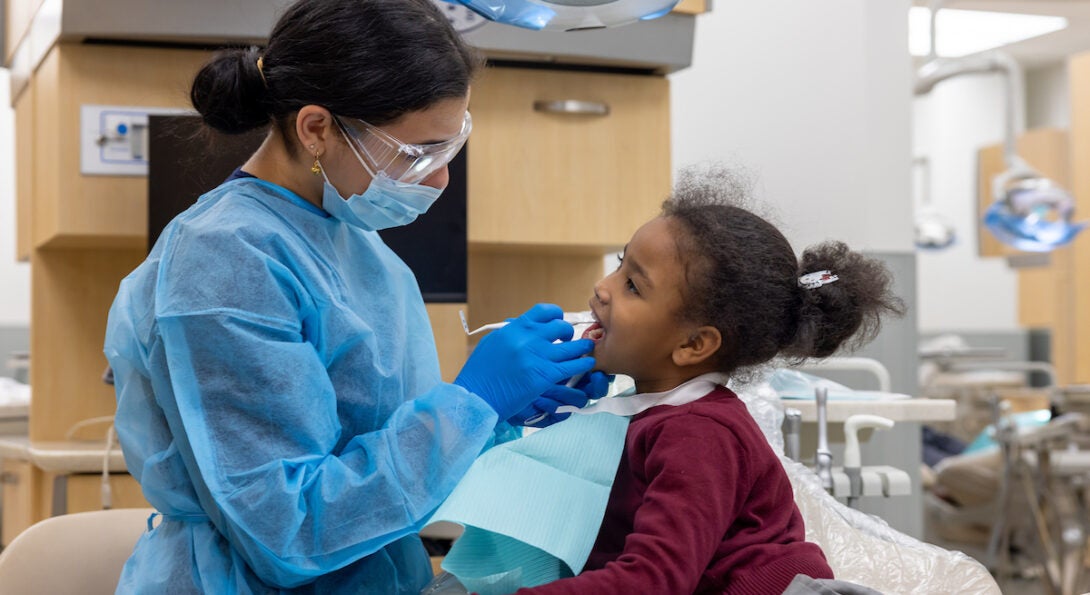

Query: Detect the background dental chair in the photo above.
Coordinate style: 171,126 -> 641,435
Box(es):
0,507 -> 152,595
925,410 -> 1090,595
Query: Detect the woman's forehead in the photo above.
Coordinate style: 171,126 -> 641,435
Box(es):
388,96 -> 469,144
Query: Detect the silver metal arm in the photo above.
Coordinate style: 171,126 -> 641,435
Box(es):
915,51 -> 1025,169
814,387 -> 834,492
783,408 -> 802,462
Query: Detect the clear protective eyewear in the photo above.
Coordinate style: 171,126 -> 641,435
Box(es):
334,111 -> 472,185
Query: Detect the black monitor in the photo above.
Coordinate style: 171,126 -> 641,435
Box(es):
146,115 -> 468,303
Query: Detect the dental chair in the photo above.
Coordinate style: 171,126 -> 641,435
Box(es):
918,336 -> 1052,444
926,406 -> 1090,595
0,507 -> 152,595
738,379 -> 1001,595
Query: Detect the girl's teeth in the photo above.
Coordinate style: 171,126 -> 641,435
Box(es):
582,322 -> 605,341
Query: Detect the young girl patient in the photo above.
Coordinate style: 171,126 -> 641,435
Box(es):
519,170 -> 903,595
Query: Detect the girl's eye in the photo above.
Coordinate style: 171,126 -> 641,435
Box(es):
625,278 -> 640,295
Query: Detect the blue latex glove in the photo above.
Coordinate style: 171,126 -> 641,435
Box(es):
510,371 -> 613,428
455,304 -> 596,421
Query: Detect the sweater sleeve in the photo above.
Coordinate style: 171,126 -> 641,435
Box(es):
517,413 -> 748,595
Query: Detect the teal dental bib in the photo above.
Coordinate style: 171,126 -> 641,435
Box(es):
424,374 -> 726,594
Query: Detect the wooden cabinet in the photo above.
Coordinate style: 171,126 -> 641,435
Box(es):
64,473 -> 147,514
467,67 -> 670,249
1069,52 -> 1090,384
30,44 -> 211,250
13,76 -> 33,261
1,459 -> 39,546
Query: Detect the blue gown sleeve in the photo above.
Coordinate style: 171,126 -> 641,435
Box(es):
152,223 -> 499,588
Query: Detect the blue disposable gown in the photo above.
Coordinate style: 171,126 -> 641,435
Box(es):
104,177 -> 505,593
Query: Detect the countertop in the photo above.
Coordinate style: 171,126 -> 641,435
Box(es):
782,397 -> 957,423
0,435 -> 128,473
0,403 -> 28,419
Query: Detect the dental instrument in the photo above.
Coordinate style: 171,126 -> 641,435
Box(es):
460,311 -> 597,426
521,366 -> 588,427
459,310 -> 596,336
521,369 -> 587,427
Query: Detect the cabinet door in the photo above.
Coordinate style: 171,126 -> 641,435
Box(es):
467,67 -> 670,248
1,460 -> 37,546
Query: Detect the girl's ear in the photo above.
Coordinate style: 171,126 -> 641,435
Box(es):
672,326 -> 722,367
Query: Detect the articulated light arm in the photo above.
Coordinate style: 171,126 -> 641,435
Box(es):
915,52 -> 1025,170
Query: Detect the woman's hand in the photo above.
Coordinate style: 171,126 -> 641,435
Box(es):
509,371 -> 613,428
455,304 -> 596,421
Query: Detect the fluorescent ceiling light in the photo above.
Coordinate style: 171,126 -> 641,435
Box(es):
909,7 -> 1068,57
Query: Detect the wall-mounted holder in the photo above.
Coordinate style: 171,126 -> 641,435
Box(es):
79,104 -> 193,176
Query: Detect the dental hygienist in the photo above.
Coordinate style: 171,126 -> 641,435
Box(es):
103,0 -> 604,592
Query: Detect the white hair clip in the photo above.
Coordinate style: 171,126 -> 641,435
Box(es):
798,270 -> 839,290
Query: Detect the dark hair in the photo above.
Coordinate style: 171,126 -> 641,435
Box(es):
190,0 -> 482,142
662,166 -> 905,374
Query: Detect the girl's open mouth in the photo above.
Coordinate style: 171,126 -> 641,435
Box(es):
583,322 -> 605,342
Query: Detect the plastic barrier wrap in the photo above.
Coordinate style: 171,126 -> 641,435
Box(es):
734,377 -> 1001,595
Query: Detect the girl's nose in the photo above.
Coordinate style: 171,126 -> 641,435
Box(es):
593,280 -> 609,305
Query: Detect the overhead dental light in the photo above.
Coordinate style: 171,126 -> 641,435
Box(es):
437,0 -> 680,31
914,1 -> 1084,252
984,163 -> 1086,252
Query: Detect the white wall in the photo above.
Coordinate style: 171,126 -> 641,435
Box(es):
0,68 -> 31,327
669,0 -> 914,254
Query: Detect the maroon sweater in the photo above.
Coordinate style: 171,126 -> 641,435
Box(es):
518,386 -> 832,595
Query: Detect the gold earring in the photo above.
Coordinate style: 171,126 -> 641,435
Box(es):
311,149 -> 322,176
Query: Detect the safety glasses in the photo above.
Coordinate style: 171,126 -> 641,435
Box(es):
334,111 -> 472,185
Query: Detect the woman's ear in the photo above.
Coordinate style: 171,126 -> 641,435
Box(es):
295,105 -> 335,154
672,326 -> 722,368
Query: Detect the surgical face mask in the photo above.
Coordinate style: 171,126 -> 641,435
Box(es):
321,172 -> 442,231
321,127 -> 445,231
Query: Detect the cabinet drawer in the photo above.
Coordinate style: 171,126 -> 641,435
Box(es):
65,473 -> 149,513
467,67 -> 670,248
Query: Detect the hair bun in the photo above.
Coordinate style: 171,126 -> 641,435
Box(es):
783,241 -> 905,359
190,46 -> 271,134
